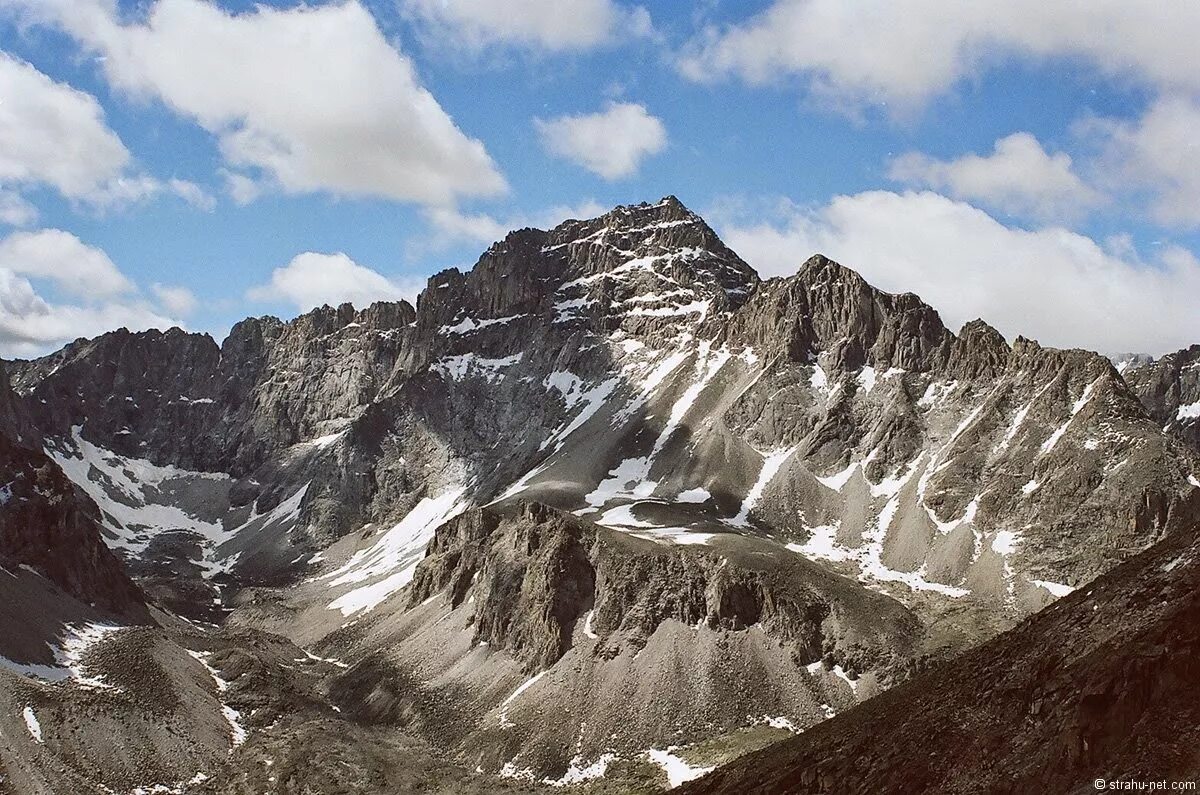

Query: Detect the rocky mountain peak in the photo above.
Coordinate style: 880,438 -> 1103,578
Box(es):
5,196 -> 1200,793
946,319 -> 1009,380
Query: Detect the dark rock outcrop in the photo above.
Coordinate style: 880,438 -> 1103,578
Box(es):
0,363 -> 145,619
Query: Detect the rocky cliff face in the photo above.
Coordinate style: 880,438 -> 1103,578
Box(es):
6,197 -> 1200,790
1123,344 -> 1200,455
0,362 -> 145,621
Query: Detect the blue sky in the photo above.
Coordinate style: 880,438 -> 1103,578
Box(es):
2,0 -> 1200,356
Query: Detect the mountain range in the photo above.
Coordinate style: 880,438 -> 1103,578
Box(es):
1,197 -> 1197,794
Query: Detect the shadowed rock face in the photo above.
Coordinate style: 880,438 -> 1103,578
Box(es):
679,518 -> 1200,795
0,363 -> 146,620
1124,344 -> 1200,454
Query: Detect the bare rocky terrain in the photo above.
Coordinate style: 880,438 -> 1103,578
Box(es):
1,198 -> 1198,793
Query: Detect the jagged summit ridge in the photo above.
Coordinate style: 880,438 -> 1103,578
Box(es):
4,196 -> 1200,792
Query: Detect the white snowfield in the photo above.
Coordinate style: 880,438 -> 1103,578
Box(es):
43,426 -> 274,578
1177,401 -> 1200,421
47,427 -> 231,559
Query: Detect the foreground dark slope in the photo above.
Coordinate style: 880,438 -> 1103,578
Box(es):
680,520 -> 1200,795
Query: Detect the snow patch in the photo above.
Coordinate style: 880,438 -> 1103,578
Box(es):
787,524 -> 851,562
991,530 -> 1021,555
46,428 -> 235,568
831,664 -> 859,694
760,715 -> 800,733
439,314 -> 521,334
22,706 -> 42,743
1177,401 -> 1200,421
1032,579 -> 1076,598
300,430 -> 346,450
55,623 -> 124,690
545,753 -> 617,787
186,650 -> 246,749
815,461 -> 858,492
645,748 -> 714,789
582,610 -> 599,640
433,353 -> 522,382
856,366 -> 877,394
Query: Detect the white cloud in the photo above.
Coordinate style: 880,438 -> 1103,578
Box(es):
710,190 -> 1200,354
9,0 -> 506,206
679,1 -> 1200,111
0,50 -> 130,201
1083,97 -> 1200,229
889,133 -> 1102,222
150,283 -> 197,316
0,229 -> 131,297
246,252 -> 423,311
400,0 -> 651,52
165,178 -> 216,212
0,189 -> 37,226
0,230 -> 182,357
535,102 -> 667,180
423,199 -> 609,246
220,170 -> 262,206
0,50 -> 213,217
0,270 -> 181,357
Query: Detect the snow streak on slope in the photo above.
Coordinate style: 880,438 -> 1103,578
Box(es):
645,747 -> 714,788
731,447 -> 796,526
0,623 -> 129,688
186,650 -> 246,750
22,706 -> 42,743
586,341 -> 732,510
325,487 -> 468,616
797,454 -> 971,598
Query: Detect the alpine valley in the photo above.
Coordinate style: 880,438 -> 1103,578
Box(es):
2,197 -> 1199,794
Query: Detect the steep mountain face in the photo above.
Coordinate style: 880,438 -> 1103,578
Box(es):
679,511 -> 1200,795
5,197 -> 1200,791
1123,344 -> 1200,455
0,361 -> 145,622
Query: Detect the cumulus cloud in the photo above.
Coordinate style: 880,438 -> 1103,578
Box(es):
679,1 -> 1200,111
150,283 -> 198,316
889,133 -> 1102,223
423,199 -> 609,246
246,252 -> 424,311
1082,97 -> 1200,229
0,190 -> 37,227
710,191 -> 1200,354
0,51 -> 130,200
0,229 -> 131,297
401,0 -> 651,52
0,50 -> 211,218
535,102 -> 667,180
0,229 -> 184,357
7,0 -> 506,206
